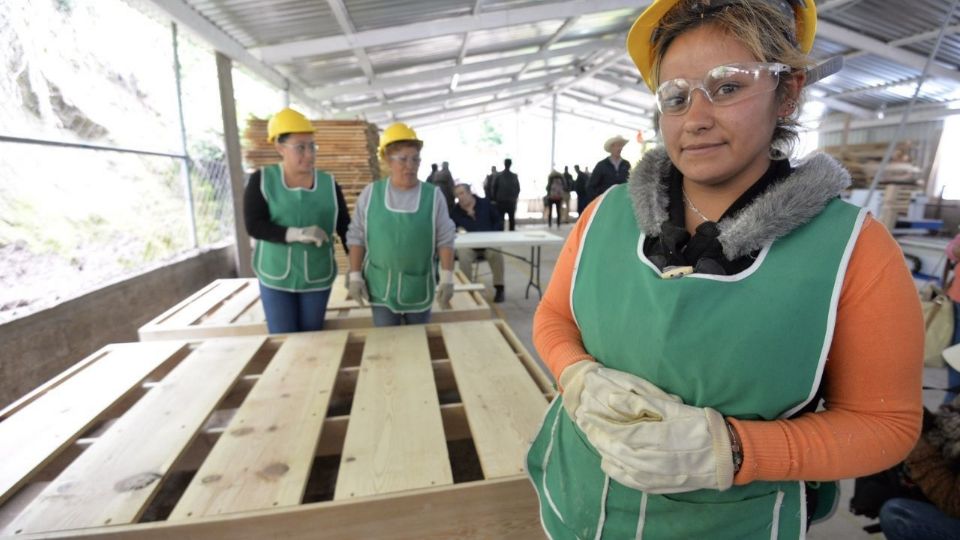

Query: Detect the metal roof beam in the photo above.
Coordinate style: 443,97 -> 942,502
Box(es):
254,0 -> 647,63
341,71 -> 574,117
391,88 -> 552,126
515,16 -> 580,80
143,0 -> 322,110
311,38 -> 619,100
818,21 -> 960,84
536,100 -> 650,132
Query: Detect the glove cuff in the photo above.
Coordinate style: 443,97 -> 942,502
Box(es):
439,270 -> 454,284
705,407 -> 734,491
284,227 -> 302,243
349,271 -> 363,282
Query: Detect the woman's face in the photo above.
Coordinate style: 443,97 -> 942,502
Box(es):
386,145 -> 422,185
275,133 -> 316,176
658,24 -> 792,191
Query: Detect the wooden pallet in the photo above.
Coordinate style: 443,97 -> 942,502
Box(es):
137,271 -> 492,341
0,321 -> 554,539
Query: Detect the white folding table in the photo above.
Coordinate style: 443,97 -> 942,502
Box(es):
454,230 -> 565,299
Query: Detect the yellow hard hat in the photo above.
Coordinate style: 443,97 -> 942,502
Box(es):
267,107 -> 314,143
627,0 -> 818,91
378,122 -> 423,159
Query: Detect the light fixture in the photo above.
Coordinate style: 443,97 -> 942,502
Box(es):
450,73 -> 460,91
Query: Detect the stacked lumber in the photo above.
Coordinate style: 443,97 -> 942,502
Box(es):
823,141 -> 922,188
244,118 -> 382,272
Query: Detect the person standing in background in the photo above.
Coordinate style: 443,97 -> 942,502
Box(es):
243,107 -> 351,333
588,135 -> 631,201
432,161 -> 456,217
483,165 -> 498,199
574,164 -> 590,216
545,170 -> 566,228
562,165 -> 575,221
492,158 -> 521,231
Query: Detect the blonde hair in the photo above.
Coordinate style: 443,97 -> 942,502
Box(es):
651,0 -> 811,158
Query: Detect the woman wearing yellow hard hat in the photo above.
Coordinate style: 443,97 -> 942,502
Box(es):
527,1 -> 923,537
344,122 -> 457,326
243,107 -> 351,333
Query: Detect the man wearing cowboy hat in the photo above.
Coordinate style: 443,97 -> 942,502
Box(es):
586,135 -> 630,206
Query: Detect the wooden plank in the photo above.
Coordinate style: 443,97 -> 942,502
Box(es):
169,332 -> 349,519
442,321 -> 549,479
0,341 -> 186,507
201,281 -> 261,325
334,326 -> 452,499
162,281 -> 246,327
12,477 -> 543,540
2,337 -> 265,536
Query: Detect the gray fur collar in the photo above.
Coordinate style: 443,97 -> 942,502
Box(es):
627,146 -> 852,260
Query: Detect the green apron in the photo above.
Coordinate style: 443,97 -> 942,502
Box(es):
253,164 -> 337,291
527,185 -> 865,539
363,180 -> 437,313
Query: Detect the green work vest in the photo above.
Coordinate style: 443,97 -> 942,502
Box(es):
527,185 -> 865,539
363,179 -> 437,313
252,164 -> 338,291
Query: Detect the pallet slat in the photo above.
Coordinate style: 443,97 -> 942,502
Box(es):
334,326 -> 453,499
169,332 -> 348,519
3,337 -> 264,535
138,273 -> 492,341
0,341 -> 186,507
442,321 -> 549,478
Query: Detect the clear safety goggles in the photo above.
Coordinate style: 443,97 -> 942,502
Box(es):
279,142 -> 317,155
656,62 -> 791,116
387,154 -> 422,166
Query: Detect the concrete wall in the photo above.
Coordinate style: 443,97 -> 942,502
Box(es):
0,245 -> 237,409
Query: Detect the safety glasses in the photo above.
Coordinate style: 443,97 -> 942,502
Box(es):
656,62 -> 791,116
387,154 -> 422,166
279,142 -> 317,155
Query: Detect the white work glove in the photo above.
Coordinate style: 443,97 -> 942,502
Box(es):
575,368 -> 734,494
285,226 -> 329,247
561,361 -> 677,423
558,359 -> 599,422
436,270 -> 454,309
347,271 -> 369,306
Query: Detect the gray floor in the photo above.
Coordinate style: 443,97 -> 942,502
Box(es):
468,219 -> 948,540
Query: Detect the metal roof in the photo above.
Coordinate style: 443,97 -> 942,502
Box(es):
144,0 -> 960,130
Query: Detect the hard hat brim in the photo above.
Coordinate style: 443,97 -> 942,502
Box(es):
627,0 -> 818,92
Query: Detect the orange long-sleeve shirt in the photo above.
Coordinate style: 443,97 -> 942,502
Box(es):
533,200 -> 924,485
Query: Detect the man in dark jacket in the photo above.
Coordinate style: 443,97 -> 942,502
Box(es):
432,161 -> 456,216
574,165 -> 590,216
562,165 -> 574,221
492,158 -> 521,231
452,183 -> 505,302
483,165 -> 498,199
587,135 -> 630,202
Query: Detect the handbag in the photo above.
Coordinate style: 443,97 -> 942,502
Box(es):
920,284 -> 954,368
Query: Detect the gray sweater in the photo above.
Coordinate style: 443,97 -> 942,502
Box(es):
346,180 -> 456,249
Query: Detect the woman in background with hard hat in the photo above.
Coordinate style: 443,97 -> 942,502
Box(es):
243,107 -> 351,333
527,1 -> 923,538
345,122 -> 456,326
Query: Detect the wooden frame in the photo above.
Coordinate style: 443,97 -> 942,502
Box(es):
0,321 -> 554,539
137,271 -> 492,341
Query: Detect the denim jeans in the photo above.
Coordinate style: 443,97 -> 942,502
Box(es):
258,283 -> 331,333
880,498 -> 960,540
370,305 -> 431,327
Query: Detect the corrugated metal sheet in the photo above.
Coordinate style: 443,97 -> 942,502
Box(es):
151,0 -> 960,128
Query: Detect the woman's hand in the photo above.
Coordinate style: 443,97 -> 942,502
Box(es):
575,371 -> 734,494
285,226 -> 329,247
436,270 -> 455,309
347,271 -> 369,305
